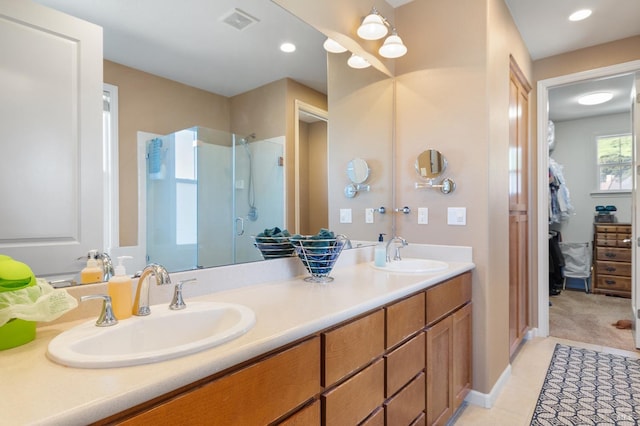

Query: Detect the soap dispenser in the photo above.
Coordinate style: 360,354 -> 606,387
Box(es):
108,256 -> 133,320
374,233 -> 386,267
80,251 -> 103,284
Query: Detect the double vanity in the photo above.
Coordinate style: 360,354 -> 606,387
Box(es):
1,243 -> 474,425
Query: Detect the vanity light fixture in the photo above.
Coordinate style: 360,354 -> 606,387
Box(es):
569,9 -> 592,22
357,7 -> 388,40
379,29 -> 407,58
323,38 -> 347,53
347,53 -> 371,69
578,92 -> 613,106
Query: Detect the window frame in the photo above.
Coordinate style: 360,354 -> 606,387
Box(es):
593,132 -> 633,194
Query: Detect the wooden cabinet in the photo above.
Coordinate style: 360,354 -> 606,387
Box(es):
100,272 -> 472,426
593,224 -> 632,298
426,275 -> 472,426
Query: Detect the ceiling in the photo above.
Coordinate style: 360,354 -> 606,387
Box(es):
35,0 -> 638,119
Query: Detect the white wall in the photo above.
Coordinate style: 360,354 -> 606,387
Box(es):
549,112 -> 632,242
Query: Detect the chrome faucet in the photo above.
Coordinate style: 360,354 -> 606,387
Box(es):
97,252 -> 115,281
132,263 -> 171,316
386,236 -> 408,262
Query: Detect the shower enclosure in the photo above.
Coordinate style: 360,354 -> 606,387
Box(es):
145,126 -> 285,272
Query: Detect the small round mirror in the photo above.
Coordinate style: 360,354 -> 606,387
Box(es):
346,158 -> 370,184
415,149 -> 447,180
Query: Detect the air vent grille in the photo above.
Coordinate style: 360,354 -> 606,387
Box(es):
221,8 -> 259,31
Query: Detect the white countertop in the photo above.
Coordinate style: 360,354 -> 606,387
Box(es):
1,245 -> 474,425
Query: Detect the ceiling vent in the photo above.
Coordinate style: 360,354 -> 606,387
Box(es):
221,8 -> 259,31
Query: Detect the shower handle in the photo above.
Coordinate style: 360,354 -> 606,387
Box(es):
235,217 -> 245,236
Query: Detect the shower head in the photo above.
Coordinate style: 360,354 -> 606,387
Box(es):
241,133 -> 256,144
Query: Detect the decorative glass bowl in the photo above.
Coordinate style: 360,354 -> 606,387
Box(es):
252,236 -> 295,259
292,235 -> 347,283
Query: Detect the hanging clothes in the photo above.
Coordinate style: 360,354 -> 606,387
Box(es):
549,158 -> 574,224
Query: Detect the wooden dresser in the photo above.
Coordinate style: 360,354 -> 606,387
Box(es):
593,223 -> 632,298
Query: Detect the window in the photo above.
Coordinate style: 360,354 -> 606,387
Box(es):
596,134 -> 632,191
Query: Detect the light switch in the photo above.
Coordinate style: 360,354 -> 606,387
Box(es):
418,207 -> 428,224
365,208 -> 374,224
447,207 -> 466,226
340,208 -> 352,224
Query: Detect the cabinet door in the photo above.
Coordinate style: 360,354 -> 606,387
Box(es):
0,1 -> 103,277
452,303 -> 472,411
426,316 -> 453,426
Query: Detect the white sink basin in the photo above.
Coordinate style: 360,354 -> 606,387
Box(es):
47,301 -> 256,368
371,258 -> 449,273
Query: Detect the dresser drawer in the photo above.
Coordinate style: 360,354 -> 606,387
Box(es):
323,309 -> 385,387
385,332 -> 425,397
386,292 -> 425,349
595,261 -> 631,277
384,372 -> 425,426
595,275 -> 631,292
322,358 -> 384,426
596,225 -> 619,234
595,247 -> 631,263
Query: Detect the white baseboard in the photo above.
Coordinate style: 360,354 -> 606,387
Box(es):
465,363 -> 512,408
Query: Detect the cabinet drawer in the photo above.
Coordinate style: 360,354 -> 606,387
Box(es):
385,332 -> 425,397
411,412 -> 426,426
121,337 -> 320,426
595,261 -> 631,277
323,309 -> 385,387
361,407 -> 385,426
595,247 -> 631,263
426,272 -> 472,325
386,292 -> 425,349
277,400 -> 320,425
595,275 -> 631,292
596,225 -> 619,233
384,372 -> 426,426
322,358 -> 384,426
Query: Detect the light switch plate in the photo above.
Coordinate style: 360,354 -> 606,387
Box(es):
365,208 -> 374,223
340,208 -> 352,224
418,207 -> 428,224
447,207 -> 466,226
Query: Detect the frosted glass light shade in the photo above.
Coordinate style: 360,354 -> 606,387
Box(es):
578,92 -> 613,105
323,37 -> 347,53
347,53 -> 370,69
357,13 -> 387,40
379,33 -> 407,58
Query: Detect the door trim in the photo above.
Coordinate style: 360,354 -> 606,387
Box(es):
536,59 -> 640,338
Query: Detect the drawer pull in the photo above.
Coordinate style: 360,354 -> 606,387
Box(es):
605,267 -> 616,272
605,280 -> 617,285
605,252 -> 617,258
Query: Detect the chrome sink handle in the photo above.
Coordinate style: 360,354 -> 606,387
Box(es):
81,294 -> 118,327
170,278 -> 197,310
133,263 -> 172,316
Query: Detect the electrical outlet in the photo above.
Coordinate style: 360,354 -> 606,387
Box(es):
447,207 -> 466,226
418,207 -> 428,224
340,208 -> 352,224
365,208 -> 374,223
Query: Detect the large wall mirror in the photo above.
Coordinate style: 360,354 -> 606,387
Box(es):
22,0 -> 393,275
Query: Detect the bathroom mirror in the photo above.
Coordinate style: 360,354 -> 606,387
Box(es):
10,0 -> 394,275
346,158 -> 370,184
415,149 -> 447,180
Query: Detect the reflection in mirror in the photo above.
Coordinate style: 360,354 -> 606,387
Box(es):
415,149 -> 447,180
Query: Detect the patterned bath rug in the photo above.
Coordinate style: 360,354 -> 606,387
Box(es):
530,344 -> 640,425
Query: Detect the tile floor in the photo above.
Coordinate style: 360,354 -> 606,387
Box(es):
452,336 -> 640,425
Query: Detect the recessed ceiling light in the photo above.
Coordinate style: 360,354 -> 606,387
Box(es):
569,9 -> 592,21
578,92 -> 613,106
280,42 -> 296,53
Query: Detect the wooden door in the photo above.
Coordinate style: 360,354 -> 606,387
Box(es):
508,56 -> 531,356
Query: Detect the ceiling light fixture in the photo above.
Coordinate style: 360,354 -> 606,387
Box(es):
578,92 -> 613,106
347,53 -> 371,69
357,7 -> 388,40
569,9 -> 592,21
323,38 -> 347,53
280,42 -> 296,53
